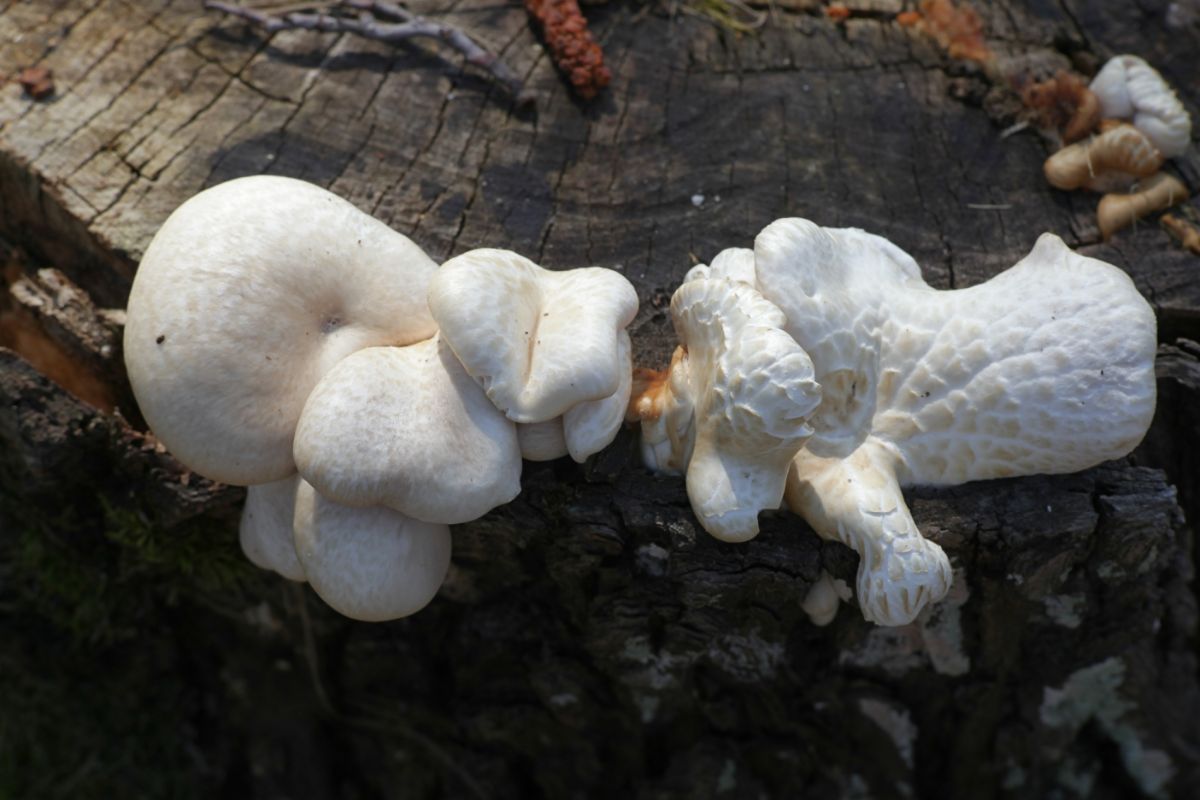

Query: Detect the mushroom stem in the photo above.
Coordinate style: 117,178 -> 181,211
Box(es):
786,443 -> 952,627
1098,173 -> 1190,239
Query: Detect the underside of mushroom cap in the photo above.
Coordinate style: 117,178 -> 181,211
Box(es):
239,475 -> 306,582
652,275 -> 822,542
428,249 -> 639,423
293,336 -> 522,525
124,176 -> 439,486
292,481 -> 451,622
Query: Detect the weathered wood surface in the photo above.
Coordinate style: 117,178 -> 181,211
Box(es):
2,1 -> 1200,797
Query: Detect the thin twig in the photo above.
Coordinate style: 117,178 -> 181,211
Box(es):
205,0 -> 535,106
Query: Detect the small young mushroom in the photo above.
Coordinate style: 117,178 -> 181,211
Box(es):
1089,55 -> 1192,158
428,248 -> 637,458
292,481 -> 451,622
239,475 -> 306,582
124,175 -> 438,485
1043,123 -> 1165,193
633,272 -> 822,542
1097,173 -> 1191,239
292,337 -> 522,524
637,219 -> 1157,626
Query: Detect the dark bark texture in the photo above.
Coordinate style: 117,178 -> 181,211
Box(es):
1,1 -> 1199,798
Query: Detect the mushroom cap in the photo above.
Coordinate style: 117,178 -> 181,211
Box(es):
663,276 -> 821,542
239,475 -> 306,582
293,336 -> 522,525
1089,55 -> 1192,158
754,219 -> 1157,484
428,249 -> 638,423
292,481 -> 451,622
124,176 -> 438,485
513,330 -> 633,463
562,330 -> 633,462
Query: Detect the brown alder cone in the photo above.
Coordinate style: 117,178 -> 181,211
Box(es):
525,0 -> 611,100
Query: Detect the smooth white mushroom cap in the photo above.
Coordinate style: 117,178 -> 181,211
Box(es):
428,249 -> 638,424
293,337 -> 522,525
1089,55 -> 1192,157
563,330 -> 633,462
514,331 -> 633,463
648,276 -> 822,542
124,176 -> 438,485
292,481 -> 451,622
239,475 -> 306,582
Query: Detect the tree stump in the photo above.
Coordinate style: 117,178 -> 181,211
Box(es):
1,1 -> 1198,797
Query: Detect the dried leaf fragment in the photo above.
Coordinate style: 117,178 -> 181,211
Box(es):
825,3 -> 851,21
905,0 -> 992,64
1018,70 -> 1100,142
525,0 -> 611,100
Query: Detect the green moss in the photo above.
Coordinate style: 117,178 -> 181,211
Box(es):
0,489 -> 263,798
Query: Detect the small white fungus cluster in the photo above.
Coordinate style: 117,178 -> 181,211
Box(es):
124,176 -> 637,622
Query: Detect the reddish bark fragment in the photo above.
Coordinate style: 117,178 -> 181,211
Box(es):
16,66 -> 54,100
904,0 -> 993,64
825,3 -> 851,21
525,0 -> 611,100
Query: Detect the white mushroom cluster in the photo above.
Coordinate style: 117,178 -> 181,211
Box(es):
634,218 -> 1157,627
1043,54 -> 1191,238
125,176 -> 636,622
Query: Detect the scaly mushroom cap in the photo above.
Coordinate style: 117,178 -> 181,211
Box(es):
428,249 -> 638,426
752,219 -> 1156,624
239,475 -> 306,582
639,273 -> 822,542
292,336 -> 522,525
1089,55 -> 1192,158
292,481 -> 451,622
124,176 -> 438,485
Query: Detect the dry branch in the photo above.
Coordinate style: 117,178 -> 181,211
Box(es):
205,1 -> 534,106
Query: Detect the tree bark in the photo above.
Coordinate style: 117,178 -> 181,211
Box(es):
1,1 -> 1199,797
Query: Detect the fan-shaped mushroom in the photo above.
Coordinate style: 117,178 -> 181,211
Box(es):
429,248 -> 638,462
